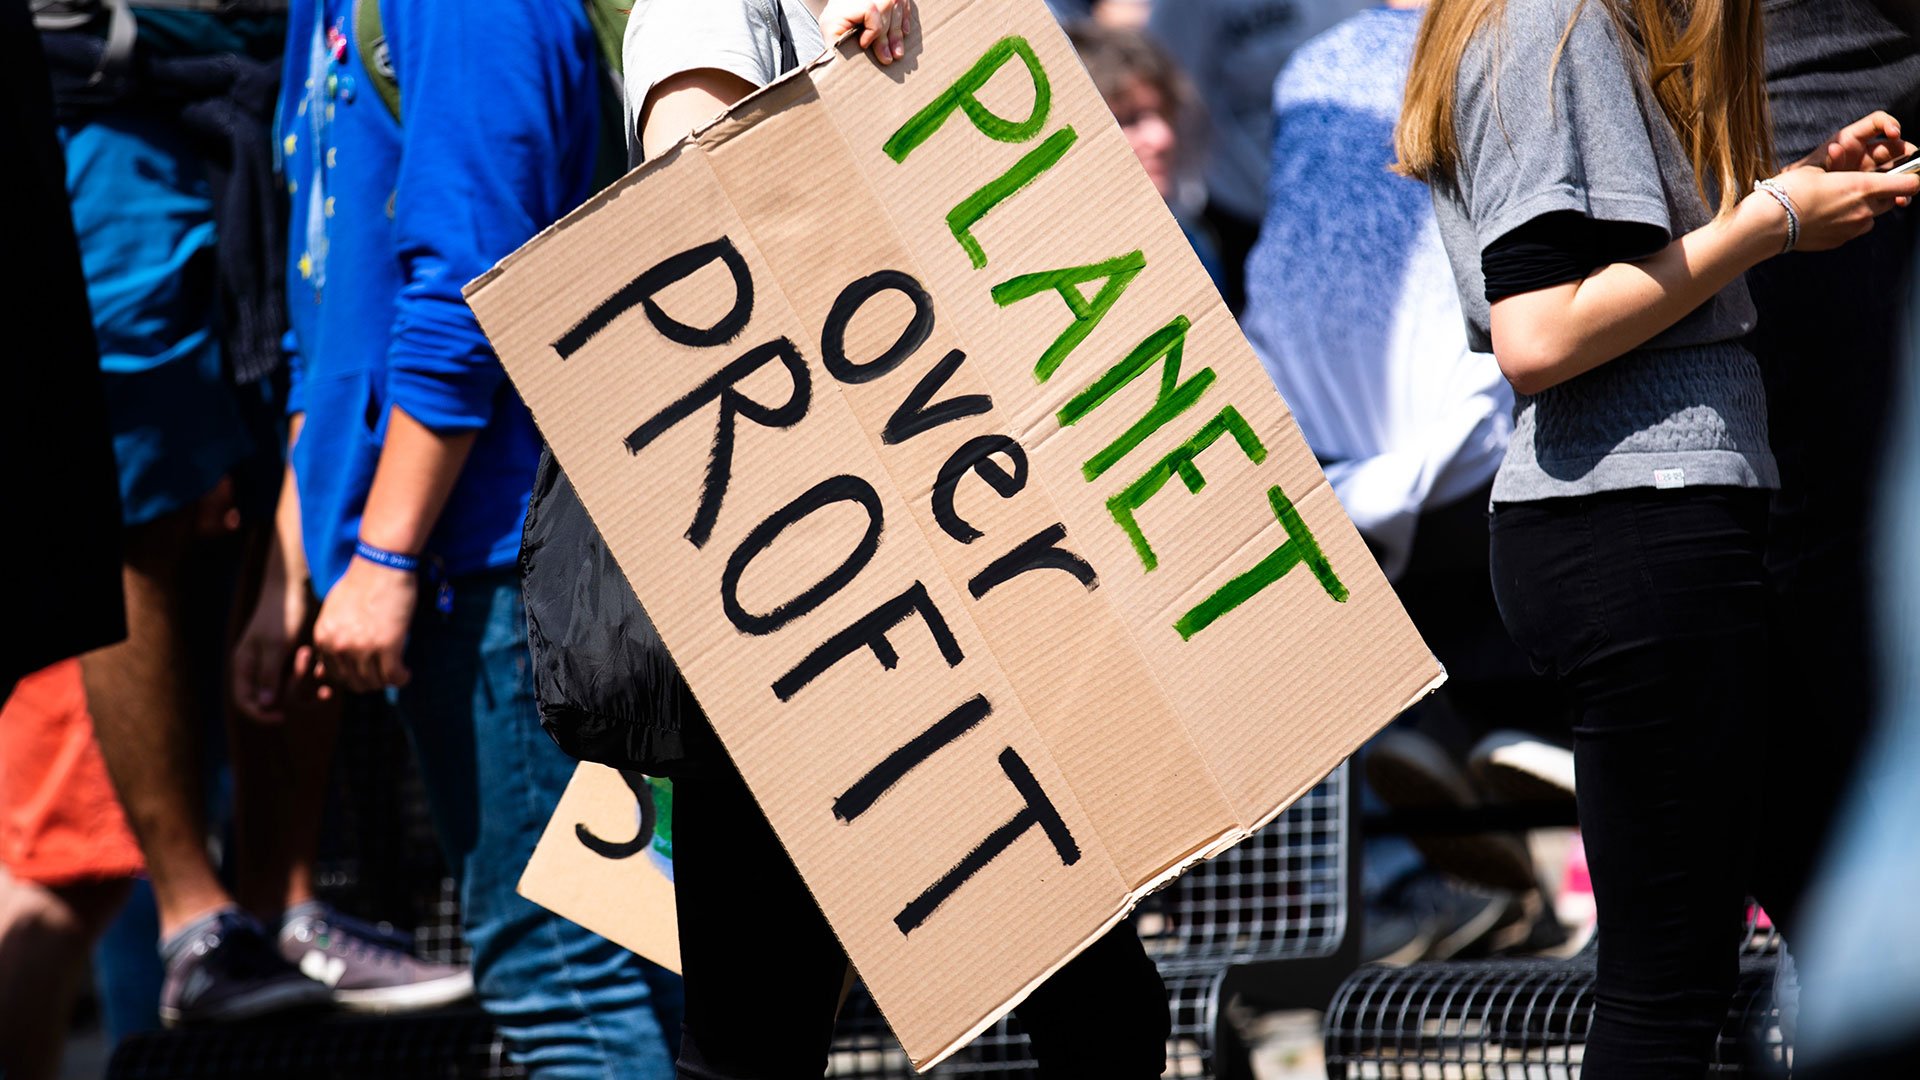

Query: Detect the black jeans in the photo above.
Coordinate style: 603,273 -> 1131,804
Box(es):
1490,487 -> 1769,1079
673,750 -> 1170,1079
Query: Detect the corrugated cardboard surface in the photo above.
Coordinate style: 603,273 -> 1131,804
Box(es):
520,763 -> 681,974
473,0 -> 1442,1065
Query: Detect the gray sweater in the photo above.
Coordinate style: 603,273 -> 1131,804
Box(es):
1429,0 -> 1779,502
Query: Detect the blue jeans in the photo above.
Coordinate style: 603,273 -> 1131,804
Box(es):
395,569 -> 683,1080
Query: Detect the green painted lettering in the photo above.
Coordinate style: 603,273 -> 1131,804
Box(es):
1107,407 -> 1266,572
946,127 -> 1078,270
1175,486 -> 1347,641
991,251 -> 1146,383
1057,316 -> 1215,480
884,36 -> 1051,163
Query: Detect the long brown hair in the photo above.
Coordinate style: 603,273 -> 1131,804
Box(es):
1394,0 -> 1772,217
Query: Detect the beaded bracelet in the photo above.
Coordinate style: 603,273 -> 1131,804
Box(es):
1753,178 -> 1800,254
354,539 -> 420,573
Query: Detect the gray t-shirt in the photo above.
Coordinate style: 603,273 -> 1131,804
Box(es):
1429,0 -> 1777,501
622,0 -> 826,163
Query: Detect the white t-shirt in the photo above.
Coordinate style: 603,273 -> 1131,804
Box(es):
621,0 -> 827,162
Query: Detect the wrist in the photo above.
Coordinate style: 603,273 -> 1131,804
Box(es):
353,539 -> 422,573
1732,189 -> 1792,264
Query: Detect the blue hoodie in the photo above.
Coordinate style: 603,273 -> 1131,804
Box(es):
278,0 -> 597,594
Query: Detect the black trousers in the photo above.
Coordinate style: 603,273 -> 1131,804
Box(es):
1490,487 -> 1770,1079
672,749 -> 1170,1079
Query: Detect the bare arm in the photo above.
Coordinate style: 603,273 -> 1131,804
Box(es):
233,413 -> 313,720
637,0 -> 913,159
1491,164 -> 1918,395
309,407 -> 477,693
640,67 -> 760,162
356,406 -> 478,558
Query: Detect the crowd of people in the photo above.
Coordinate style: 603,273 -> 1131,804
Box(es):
4,0 -> 1920,1076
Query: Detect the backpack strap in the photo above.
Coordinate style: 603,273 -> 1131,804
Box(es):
770,0 -> 798,74
351,0 -> 622,139
352,0 -> 400,121
582,0 -> 626,76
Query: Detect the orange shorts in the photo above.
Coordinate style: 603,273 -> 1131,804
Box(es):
0,661 -> 143,886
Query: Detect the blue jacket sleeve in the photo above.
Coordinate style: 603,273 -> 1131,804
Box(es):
383,0 -> 598,433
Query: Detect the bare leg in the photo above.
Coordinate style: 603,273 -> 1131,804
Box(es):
229,691 -> 339,920
226,522 -> 341,923
0,868 -> 131,1080
80,505 -> 232,940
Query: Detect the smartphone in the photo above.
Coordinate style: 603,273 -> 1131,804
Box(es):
1882,148 -> 1920,175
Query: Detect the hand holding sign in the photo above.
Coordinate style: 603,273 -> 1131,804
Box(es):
820,0 -> 915,65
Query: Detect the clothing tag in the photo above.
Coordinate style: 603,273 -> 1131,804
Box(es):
1653,467 -> 1686,490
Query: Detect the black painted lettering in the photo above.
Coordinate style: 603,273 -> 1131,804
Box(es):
721,475 -> 884,636
932,435 -> 1028,544
967,523 -> 1098,599
556,237 -> 753,357
894,748 -> 1080,935
833,694 -> 992,824
821,271 -> 935,385
574,821 -> 646,859
574,771 -> 657,859
882,349 -> 991,445
772,581 -> 965,702
625,338 -> 810,548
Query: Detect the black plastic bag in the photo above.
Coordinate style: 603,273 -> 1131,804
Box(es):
520,449 -> 718,777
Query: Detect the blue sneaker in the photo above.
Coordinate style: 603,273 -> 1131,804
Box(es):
278,901 -> 473,1014
159,909 -> 332,1027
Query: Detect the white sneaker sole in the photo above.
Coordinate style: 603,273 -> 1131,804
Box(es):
1426,894 -> 1518,962
334,970 -> 475,1014
1473,738 -> 1577,803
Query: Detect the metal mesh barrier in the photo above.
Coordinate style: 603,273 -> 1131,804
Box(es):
1141,768 -> 1348,971
1324,931 -> 1789,1079
824,764 -> 1351,1078
313,698 -> 470,967
107,1009 -> 522,1080
824,967 -> 1231,1079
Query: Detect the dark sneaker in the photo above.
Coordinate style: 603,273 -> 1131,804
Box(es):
1391,873 -> 1527,962
279,901 -> 473,1014
1365,727 -> 1540,892
159,909 -> 333,1027
1362,904 -> 1429,966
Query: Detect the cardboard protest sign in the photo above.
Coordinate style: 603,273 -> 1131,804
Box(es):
469,0 -> 1442,1064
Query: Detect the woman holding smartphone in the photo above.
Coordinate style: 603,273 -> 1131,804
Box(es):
620,3 -> 1172,1077
1395,0 -> 1915,1074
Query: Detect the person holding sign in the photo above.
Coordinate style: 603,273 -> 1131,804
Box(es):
1397,0 -> 1917,1073
620,1 -> 1172,1075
